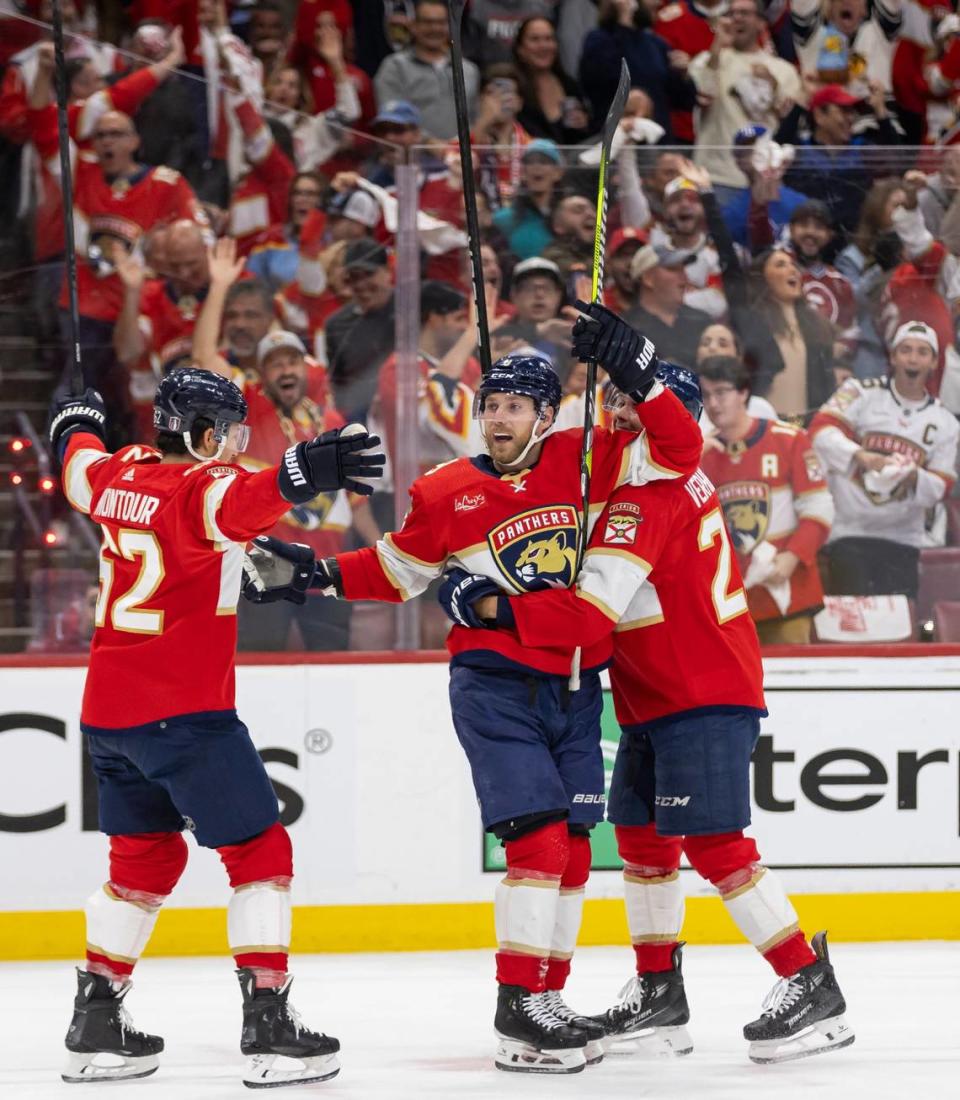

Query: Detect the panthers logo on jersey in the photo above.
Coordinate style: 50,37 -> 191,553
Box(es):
488,505 -> 580,592
718,481 -> 770,554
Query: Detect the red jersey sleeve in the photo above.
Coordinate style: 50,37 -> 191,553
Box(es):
186,464 -> 292,545
61,432 -> 114,514
337,480 -> 446,602
623,387 -> 703,485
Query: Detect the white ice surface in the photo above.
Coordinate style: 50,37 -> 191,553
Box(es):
1,942 -> 957,1100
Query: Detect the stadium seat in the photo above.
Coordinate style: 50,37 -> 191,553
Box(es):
917,548 -> 960,624
933,601 -> 960,642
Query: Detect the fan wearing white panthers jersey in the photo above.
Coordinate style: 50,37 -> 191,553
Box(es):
810,321 -> 959,598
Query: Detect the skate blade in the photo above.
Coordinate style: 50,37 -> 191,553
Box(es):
61,1051 -> 159,1083
748,1014 -> 855,1065
494,1035 -> 587,1074
584,1038 -> 605,1066
604,1024 -> 694,1058
243,1052 -> 341,1088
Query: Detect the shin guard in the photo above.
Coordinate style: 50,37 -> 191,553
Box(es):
495,822 -> 569,992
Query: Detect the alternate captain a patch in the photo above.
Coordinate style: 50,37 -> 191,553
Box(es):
717,481 -> 770,554
488,505 -> 580,592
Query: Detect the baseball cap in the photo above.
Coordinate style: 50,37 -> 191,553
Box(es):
663,176 -> 701,203
809,85 -> 862,112
789,199 -> 833,227
734,124 -> 767,146
607,226 -> 648,257
521,138 -> 562,165
511,256 -> 563,287
343,238 -> 388,274
371,100 -> 421,129
257,330 -> 306,368
891,320 -> 939,356
630,243 -> 693,280
327,189 -> 380,228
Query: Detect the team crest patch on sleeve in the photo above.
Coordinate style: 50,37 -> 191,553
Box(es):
604,514 -> 639,544
488,505 -> 580,592
718,481 -> 770,554
803,449 -> 825,482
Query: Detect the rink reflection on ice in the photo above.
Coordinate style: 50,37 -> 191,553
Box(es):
1,942 -> 957,1100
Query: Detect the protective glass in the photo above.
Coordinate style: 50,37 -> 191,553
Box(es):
601,382 -> 630,413
217,420 -> 250,453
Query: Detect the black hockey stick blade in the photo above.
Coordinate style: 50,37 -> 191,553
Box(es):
448,0 -> 491,376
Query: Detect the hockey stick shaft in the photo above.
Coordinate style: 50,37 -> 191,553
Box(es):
571,61 -> 631,689
51,0 -> 83,395
447,0 -> 491,376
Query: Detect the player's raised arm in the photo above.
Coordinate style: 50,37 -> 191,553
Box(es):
571,302 -> 703,482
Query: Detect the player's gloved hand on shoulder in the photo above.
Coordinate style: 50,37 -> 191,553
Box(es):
572,301 -> 660,401
49,388 -> 107,458
438,568 -> 504,629
242,536 -> 316,605
277,424 -> 386,504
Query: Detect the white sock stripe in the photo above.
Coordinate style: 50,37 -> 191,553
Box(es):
550,889 -> 585,957
495,879 -> 559,957
85,884 -> 161,964
228,881 -> 292,955
721,867 -> 801,953
623,875 -> 685,941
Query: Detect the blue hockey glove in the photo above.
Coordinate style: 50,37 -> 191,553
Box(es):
572,300 -> 659,401
242,536 -> 317,605
49,388 -> 107,459
438,568 -> 503,629
278,424 -> 386,504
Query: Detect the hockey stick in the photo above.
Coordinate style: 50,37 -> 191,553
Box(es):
447,0 -> 491,376
570,60 -> 631,690
51,0 -> 83,395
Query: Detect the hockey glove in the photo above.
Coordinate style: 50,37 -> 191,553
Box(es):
438,568 -> 503,629
572,300 -> 660,401
242,536 -> 316,605
49,388 -> 107,459
277,424 -> 386,504
311,556 -> 344,598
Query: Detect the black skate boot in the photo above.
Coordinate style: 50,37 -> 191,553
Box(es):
540,990 -> 606,1065
590,944 -> 693,1057
237,968 -> 340,1088
744,931 -> 855,1064
494,983 -> 588,1074
62,968 -> 163,1083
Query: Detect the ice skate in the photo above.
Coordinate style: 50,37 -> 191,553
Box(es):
237,968 -> 340,1088
745,931 -> 855,1064
494,983 -> 588,1073
541,990 -> 606,1065
590,944 -> 693,1057
62,968 -> 163,1083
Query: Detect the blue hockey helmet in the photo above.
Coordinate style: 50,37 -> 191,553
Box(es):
602,362 -> 702,423
154,368 -> 250,452
474,355 -> 562,420
656,362 -> 703,423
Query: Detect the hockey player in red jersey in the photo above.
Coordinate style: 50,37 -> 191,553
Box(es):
242,343 -> 703,1073
438,304 -> 855,1066
51,368 -> 384,1087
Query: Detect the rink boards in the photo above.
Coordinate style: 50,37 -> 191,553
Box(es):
0,649 -> 958,959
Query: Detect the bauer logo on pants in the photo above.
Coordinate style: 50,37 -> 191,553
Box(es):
487,506 -> 580,592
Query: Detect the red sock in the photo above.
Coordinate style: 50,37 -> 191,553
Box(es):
633,941 -> 680,974
764,930 -> 817,978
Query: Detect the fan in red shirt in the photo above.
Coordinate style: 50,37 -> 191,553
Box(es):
238,330 -> 380,651
699,357 -> 834,645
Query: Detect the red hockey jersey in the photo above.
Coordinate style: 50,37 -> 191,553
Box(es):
62,432 -> 292,729
701,419 -> 833,623
336,388 -> 703,675
508,468 -> 766,726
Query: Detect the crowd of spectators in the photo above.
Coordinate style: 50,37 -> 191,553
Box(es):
2,0 -> 960,652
